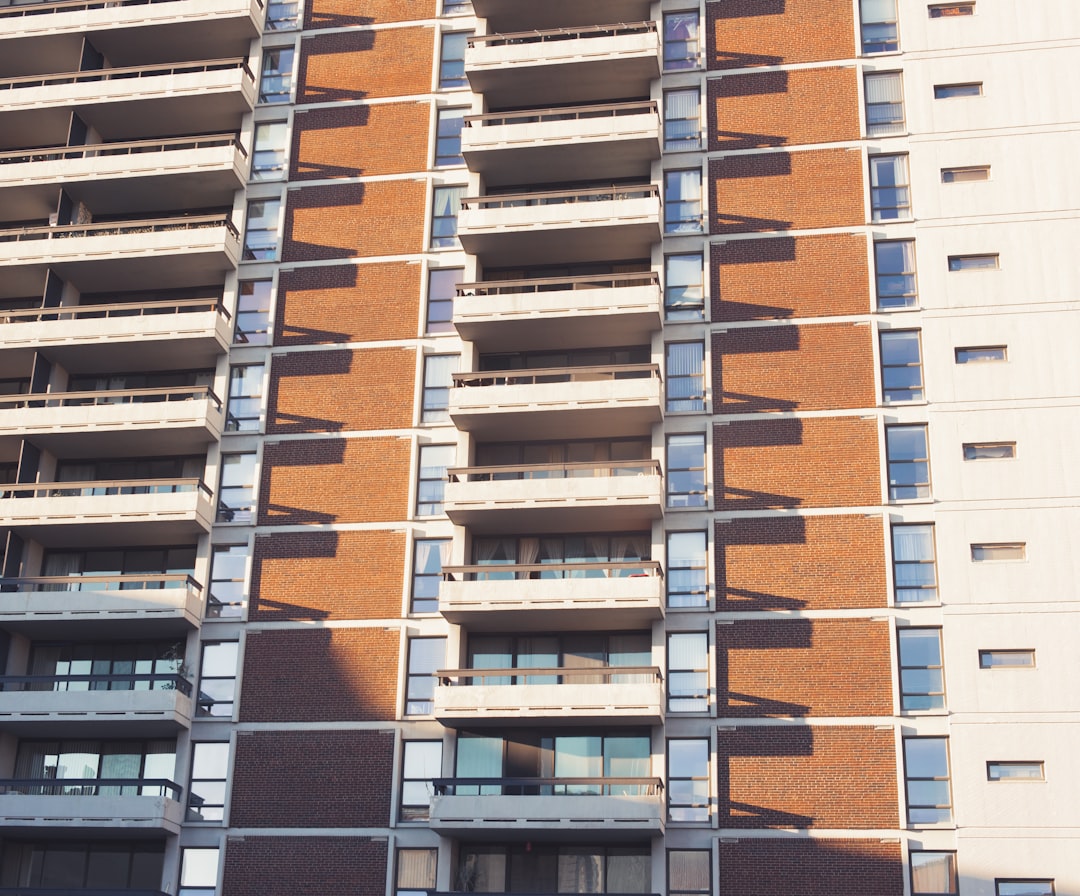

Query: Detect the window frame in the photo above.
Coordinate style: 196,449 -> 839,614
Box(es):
949,253 -> 999,271
234,279 -> 272,346
970,542 -> 1026,562
186,741 -> 230,822
258,46 -> 294,104
196,641 -> 239,719
434,107 -> 466,167
929,2 -> 975,17
438,31 -> 470,90
987,761 -> 1044,782
664,88 -> 702,151
910,851 -> 959,896
667,530 -> 708,608
667,738 -> 710,822
666,341 -> 706,412
664,168 -> 704,234
411,538 -> 451,614
395,847 -> 438,896
216,452 -> 258,525
898,627 -> 945,711
251,120 -> 289,181
935,82 -> 983,98
892,523 -> 938,604
225,363 -> 265,433
430,184 -> 465,249
865,71 -> 906,136
667,631 -> 709,712
870,153 -> 912,221
405,637 -> 446,715
400,740 -> 443,820
886,423 -> 931,500
416,444 -> 455,517
880,329 -> 924,403
421,354 -> 459,423
996,883 -> 1055,896
665,252 -> 705,321
669,849 -> 712,896
874,239 -> 919,310
241,197 -> 282,262
861,0 -> 900,54
207,543 -> 247,619
666,433 -> 707,509
941,165 -> 990,183
903,736 -> 953,825
963,441 -> 1016,460
663,11 -> 700,71
979,649 -> 1035,669
426,267 -> 461,334
955,345 -> 1007,364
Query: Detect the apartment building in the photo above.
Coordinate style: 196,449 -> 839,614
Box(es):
0,0 -> 1076,894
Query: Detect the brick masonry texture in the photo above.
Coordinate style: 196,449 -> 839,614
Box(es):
717,726 -> 898,827
268,347 -> 416,433
707,0 -> 856,69
283,181 -> 427,262
229,730 -> 393,827
714,324 -> 876,412
240,627 -> 399,722
292,102 -> 431,180
306,0 -> 435,29
251,530 -> 406,621
715,515 -> 887,611
718,839 -> 903,896
715,619 -> 893,717
715,416 -> 881,509
711,148 -> 865,234
276,262 -> 420,345
298,28 -> 435,102
223,836 -> 387,896
712,234 -> 871,321
259,436 -> 412,525
709,67 -> 860,151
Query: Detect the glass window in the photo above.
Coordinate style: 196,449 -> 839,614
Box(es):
443,0 -> 472,13
665,253 -> 705,321
670,850 -> 711,895
911,852 -> 958,896
987,761 -> 1044,781
179,847 -> 218,896
266,0 -> 299,30
865,72 -> 905,136
955,345 -> 1006,363
225,364 -> 265,432
893,524 -> 938,603
422,355 -> 459,423
412,539 -> 451,613
396,848 -> 437,896
971,543 -> 1026,562
197,642 -> 239,718
875,240 -> 918,310
666,342 -> 705,411
664,169 -> 703,233
668,632 -> 708,712
401,741 -> 442,820
942,165 -> 990,183
667,531 -> 707,608
427,268 -> 461,333
667,434 -> 707,509
208,544 -> 246,618
417,444 -> 455,516
668,739 -> 709,822
929,2 -> 975,16
251,121 -> 288,180
435,108 -> 466,167
963,442 -> 1015,460
870,154 -> 911,220
664,11 -> 700,70
935,82 -> 983,98
886,424 -> 931,500
242,198 -> 281,261
235,280 -> 272,345
258,47 -> 294,103
904,737 -> 952,824
880,330 -> 924,402
217,454 -> 257,524
431,185 -> 465,248
898,628 -> 945,711
405,637 -> 446,715
949,253 -> 999,271
664,89 -> 701,151
439,32 -> 470,89
187,742 -> 230,822
861,0 -> 899,53
980,649 -> 1034,668
997,884 -> 1054,896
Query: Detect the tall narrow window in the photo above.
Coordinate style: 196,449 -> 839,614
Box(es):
667,531 -> 707,608
216,453 -> 257,524
886,424 -> 931,499
258,47 -> 294,103
664,89 -> 701,151
665,169 -> 703,233
668,632 -> 708,711
265,1 -> 299,30
179,848 -> 219,896
667,434 -> 707,508
665,253 -> 705,321
893,524 -> 938,603
666,342 -> 705,411
417,444 -> 455,516
875,240 -> 918,309
405,637 -> 446,715
197,642 -> 239,718
865,72 -> 905,135
208,544 -> 247,618
870,154 -> 911,220
880,330 -> 924,402
898,628 -> 945,710
400,741 -> 442,820
251,121 -> 288,180
439,32 -> 470,89
427,268 -> 461,334
435,108 -> 466,167
225,364 -> 265,432
431,186 -> 464,248
861,0 -> 899,53
667,739 -> 709,822
242,198 -> 281,261
187,742 -> 230,822
911,852 -> 958,896
904,737 -> 952,824
663,12 -> 700,70
396,849 -> 438,896
412,539 -> 451,613
422,355 -> 459,423
235,280 -> 272,345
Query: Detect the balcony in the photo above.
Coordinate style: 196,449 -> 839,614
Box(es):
472,0 -> 653,32
0,574 -> 203,637
440,561 -> 664,630
462,101 -> 660,187
458,184 -> 662,266
465,23 -> 660,108
454,273 -> 661,351
0,479 -> 215,547
0,778 -> 183,835
429,776 -> 665,838
449,364 -> 662,440
434,665 -> 664,726
445,460 -> 663,533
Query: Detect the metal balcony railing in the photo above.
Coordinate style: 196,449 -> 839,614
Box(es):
467,20 -> 656,48
0,386 -> 222,411
0,478 -> 212,499
437,665 -> 663,685
0,297 -> 230,324
0,58 -> 254,92
464,99 -> 657,129
0,0 -> 261,17
433,776 -> 663,796
0,134 -> 246,166
447,459 -> 662,484
461,184 -> 658,211
0,214 -> 238,245
453,363 -> 660,388
442,560 -> 662,581
0,778 -> 182,799
0,573 -> 202,593
0,891 -> 169,896
432,892 -> 660,896
457,271 -> 658,297
0,673 -> 193,696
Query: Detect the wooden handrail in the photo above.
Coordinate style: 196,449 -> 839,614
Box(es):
0,573 -> 201,591
0,478 -> 211,498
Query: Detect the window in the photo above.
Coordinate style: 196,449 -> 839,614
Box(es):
665,169 -> 703,233
439,32 -> 470,89
949,253 -> 999,271
668,531 -> 707,608
405,637 -> 445,714
396,848 -> 437,896
187,742 -> 229,822
665,89 -> 701,151
870,153 -> 911,220
225,364 -> 264,432
207,544 -> 246,618
416,444 -> 455,516
893,524 -> 938,603
980,649 -> 1035,668
935,82 -> 983,98
179,847 -> 218,896
669,850 -> 711,896
667,434 -> 707,508
929,3 -> 975,16
956,345 -> 1007,363
235,280 -> 272,345
258,47 -> 294,104
265,0 -> 299,30
887,424 -> 931,500
668,739 -> 709,822
861,0 -> 899,53
904,737 -> 952,824
971,543 -> 1026,562
865,72 -> 905,136
898,628 -> 945,711
942,165 -> 990,183
443,0 -> 472,13
997,883 -> 1054,896
964,441 -> 1016,460
911,852 -> 958,896
401,741 -> 442,820
197,642 -> 239,718
988,761 -> 1044,781
427,267 -> 461,334
431,185 -> 464,248
663,12 -> 700,70
217,453 -> 256,524
668,631 -> 708,711
665,253 -> 705,320
251,121 -> 288,180
412,539 -> 450,613
435,108 -> 466,167
880,330 -> 924,402
666,342 -> 705,411
875,240 -> 918,310
456,844 -> 650,892
242,198 -> 281,261
422,354 -> 459,423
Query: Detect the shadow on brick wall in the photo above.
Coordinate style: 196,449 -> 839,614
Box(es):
291,104 -> 371,179
714,326 -> 801,412
714,515 -> 808,610
715,618 -> 812,717
714,418 -> 804,508
297,30 -> 375,103
266,349 -> 355,433
712,0 -> 787,18
259,438 -> 346,525
275,265 -> 356,344
282,182 -> 367,261
247,530 -> 339,619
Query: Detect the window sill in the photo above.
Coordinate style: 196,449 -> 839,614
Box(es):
888,497 -> 934,505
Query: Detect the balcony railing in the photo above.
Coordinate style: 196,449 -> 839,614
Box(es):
438,666 -> 661,685
0,573 -> 201,593
453,363 -> 659,389
465,99 -> 657,130
468,20 -> 656,49
0,134 -> 245,167
0,0 -> 261,17
0,891 -> 169,896
0,386 -> 222,412
461,184 -> 658,212
443,560 -> 662,581
0,478 -> 212,499
0,673 -> 193,696
0,214 -> 238,246
0,58 -> 254,93
448,459 -> 661,483
433,776 -> 662,796
0,778 -> 181,799
458,272 -> 658,297
0,297 -> 229,324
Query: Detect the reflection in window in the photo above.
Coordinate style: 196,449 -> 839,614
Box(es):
217,454 -> 257,524
187,742 -> 229,822
880,330 -> 924,402
412,539 -> 451,613
457,844 -> 650,894
667,531 -> 707,608
664,11 -> 700,70
665,253 -> 705,320
667,434 -> 707,508
893,524 -> 938,603
242,199 -> 281,261
197,642 -> 239,718
251,121 -> 288,180
400,741 -> 442,820
904,737 -> 952,824
668,632 -> 708,711
258,48 -> 294,103
886,424 -> 931,499
435,108 -> 466,167
668,739 -> 709,822
416,444 -> 455,516
179,847 -> 219,896
431,185 -> 465,248
898,628 -> 945,711
666,342 -> 705,411
1,841 -> 164,891
875,240 -> 918,309
439,32 -> 470,89
225,365 -> 265,432
427,268 -> 461,333
208,544 -> 246,619
235,280 -> 272,345
664,169 -> 703,233
870,153 -> 911,221
405,638 -> 445,715
861,0 -> 899,53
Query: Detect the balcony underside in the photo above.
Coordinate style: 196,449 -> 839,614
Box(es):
0,794 -> 183,837
430,794 -> 664,839
472,0 -> 653,32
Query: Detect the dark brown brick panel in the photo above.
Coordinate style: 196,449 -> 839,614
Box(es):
709,66 -> 860,150
711,148 -> 865,234
306,0 -> 436,29
717,726 -> 898,828
223,836 -> 387,896
708,0 -> 857,69
240,627 -> 399,722
714,324 -> 876,413
716,619 -> 893,717
715,416 -> 881,509
712,233 -> 871,321
251,530 -> 406,621
718,838 -> 903,896
715,515 -> 887,611
299,27 -> 435,102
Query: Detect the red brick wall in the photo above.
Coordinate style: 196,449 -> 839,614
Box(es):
711,148 -> 865,234
276,263 -> 421,346
709,67 -> 860,150
240,627 -> 399,722
251,530 -> 406,621
259,436 -> 412,526
715,417 -> 881,509
292,102 -> 431,179
268,348 -> 416,433
718,838 -> 903,896
299,28 -> 435,101
717,726 -> 898,827
306,0 -> 436,28
712,234 -> 870,321
716,619 -> 893,716
223,836 -> 387,896
708,0 -> 857,69
715,515 -> 887,611
714,324 -> 876,412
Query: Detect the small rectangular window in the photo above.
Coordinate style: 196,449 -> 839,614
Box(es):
265,1 -> 299,30
929,3 -> 975,16
949,253 -> 999,271
664,11 -> 700,71
861,0 -> 899,53
865,72 -> 905,136
971,543 -> 1026,562
435,108 -> 465,167
997,883 -> 1054,896
911,852 -> 958,896
886,424 -> 931,500
963,442 -> 1015,460
667,739 -> 710,822
942,165 -> 990,183
987,761 -> 1044,781
980,649 -> 1035,668
667,631 -> 708,712
935,82 -> 983,98
870,153 -> 912,221
431,185 -> 465,249
669,849 -> 711,895
439,32 -> 470,89
880,330 -> 924,403
875,240 -> 918,309
664,89 -> 701,151
443,0 -> 472,15
179,847 -> 219,896
893,524 -> 938,603
956,345 -> 1007,363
